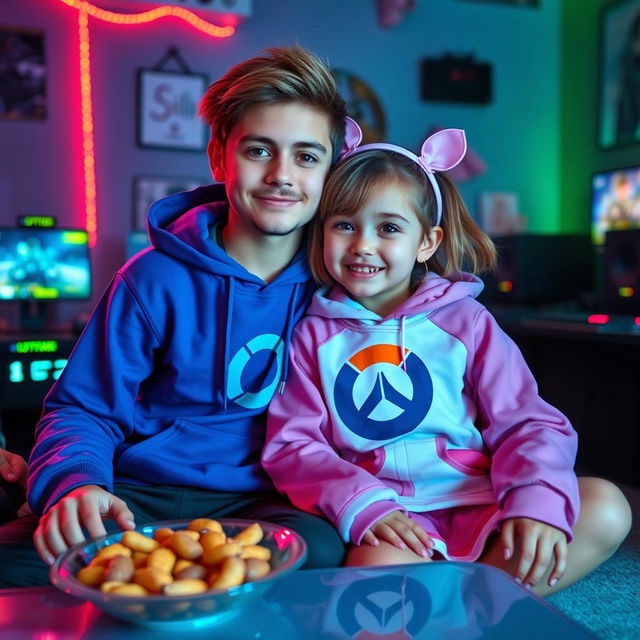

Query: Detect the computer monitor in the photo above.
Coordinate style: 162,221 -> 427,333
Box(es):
0,228 -> 91,331
591,165 -> 640,245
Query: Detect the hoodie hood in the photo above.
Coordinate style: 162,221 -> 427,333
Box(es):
307,271 -> 484,322
147,183 -> 311,286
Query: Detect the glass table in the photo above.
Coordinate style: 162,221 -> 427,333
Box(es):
0,561 -> 597,639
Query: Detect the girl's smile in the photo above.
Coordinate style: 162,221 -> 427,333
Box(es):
345,263 -> 385,276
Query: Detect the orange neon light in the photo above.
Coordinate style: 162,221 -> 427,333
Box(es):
58,0 -> 235,37
78,6 -> 97,246
56,0 -> 234,246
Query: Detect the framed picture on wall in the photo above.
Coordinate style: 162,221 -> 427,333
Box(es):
478,191 -> 527,236
137,68 -> 208,151
133,175 -> 207,230
0,27 -> 46,120
598,0 -> 640,148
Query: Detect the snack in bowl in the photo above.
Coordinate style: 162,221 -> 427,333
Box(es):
50,518 -> 307,631
77,519 -> 270,595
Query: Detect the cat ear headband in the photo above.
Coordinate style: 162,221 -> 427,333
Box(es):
339,117 -> 467,226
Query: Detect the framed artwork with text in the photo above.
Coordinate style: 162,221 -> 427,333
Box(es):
137,68 -> 207,151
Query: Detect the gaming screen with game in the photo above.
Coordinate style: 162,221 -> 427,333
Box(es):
0,228 -> 91,301
591,165 -> 640,245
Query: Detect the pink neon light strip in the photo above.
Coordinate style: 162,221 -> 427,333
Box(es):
55,0 -> 234,246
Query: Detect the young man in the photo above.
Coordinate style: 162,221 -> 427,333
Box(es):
0,46 -> 348,586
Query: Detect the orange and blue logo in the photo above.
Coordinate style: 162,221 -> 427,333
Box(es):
334,344 -> 432,440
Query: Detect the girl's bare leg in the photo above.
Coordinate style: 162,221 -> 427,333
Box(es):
346,540 -> 433,567
479,477 -> 632,596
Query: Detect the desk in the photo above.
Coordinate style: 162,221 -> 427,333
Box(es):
0,563 -> 595,639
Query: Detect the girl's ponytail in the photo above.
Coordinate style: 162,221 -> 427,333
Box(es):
429,173 -> 497,277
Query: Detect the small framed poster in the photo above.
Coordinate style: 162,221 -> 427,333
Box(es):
137,68 -> 208,151
133,175 -> 206,230
0,27 -> 46,120
479,191 -> 527,236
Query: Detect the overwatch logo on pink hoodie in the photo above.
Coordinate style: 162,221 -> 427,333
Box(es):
334,344 -> 433,440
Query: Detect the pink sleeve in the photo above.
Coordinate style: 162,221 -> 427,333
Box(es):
349,500 -> 405,545
501,484 -> 574,539
262,325 -> 398,543
467,307 -> 579,539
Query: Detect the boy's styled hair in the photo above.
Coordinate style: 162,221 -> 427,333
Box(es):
308,150 -> 496,285
199,45 -> 347,163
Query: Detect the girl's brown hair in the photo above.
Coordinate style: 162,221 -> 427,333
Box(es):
308,150 -> 496,285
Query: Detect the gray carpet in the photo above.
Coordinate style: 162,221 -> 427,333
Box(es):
547,482 -> 640,640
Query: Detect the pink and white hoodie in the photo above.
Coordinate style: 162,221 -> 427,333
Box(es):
263,272 -> 579,547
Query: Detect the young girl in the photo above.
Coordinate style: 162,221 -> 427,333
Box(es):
262,120 -> 631,595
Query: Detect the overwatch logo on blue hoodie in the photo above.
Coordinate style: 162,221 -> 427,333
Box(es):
334,344 -> 432,440
227,334 -> 284,409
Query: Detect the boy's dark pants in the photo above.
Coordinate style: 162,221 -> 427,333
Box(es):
0,484 -> 345,588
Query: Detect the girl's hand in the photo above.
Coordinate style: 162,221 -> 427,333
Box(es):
362,510 -> 433,559
501,517 -> 567,588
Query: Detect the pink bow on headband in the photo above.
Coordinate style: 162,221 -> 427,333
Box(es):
338,117 -> 467,225
339,116 -> 363,158
418,128 -> 467,173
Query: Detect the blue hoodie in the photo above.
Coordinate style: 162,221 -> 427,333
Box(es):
28,184 -> 316,515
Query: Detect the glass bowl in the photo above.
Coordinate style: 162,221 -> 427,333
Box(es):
49,518 -> 307,631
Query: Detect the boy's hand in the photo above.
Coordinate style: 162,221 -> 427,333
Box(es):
362,510 -> 433,559
501,517 -> 568,588
0,449 -> 28,489
33,485 -> 136,566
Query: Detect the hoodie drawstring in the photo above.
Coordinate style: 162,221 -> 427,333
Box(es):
222,276 -> 236,412
400,314 -> 407,372
278,283 -> 300,394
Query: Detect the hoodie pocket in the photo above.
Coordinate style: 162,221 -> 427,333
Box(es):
116,418 -> 263,483
435,436 -> 491,476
